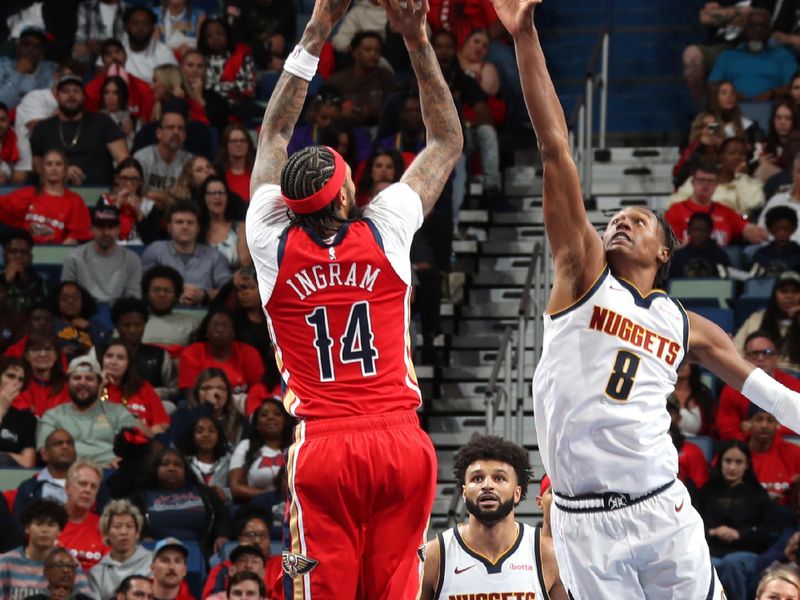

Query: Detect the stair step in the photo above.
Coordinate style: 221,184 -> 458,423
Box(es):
481,241 -> 539,256
441,366 -> 533,381
450,349 -> 537,368
429,395 -> 488,414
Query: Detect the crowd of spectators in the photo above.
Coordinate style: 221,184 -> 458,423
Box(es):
0,0 -> 532,597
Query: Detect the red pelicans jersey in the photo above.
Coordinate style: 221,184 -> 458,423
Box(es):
246,182 -> 423,419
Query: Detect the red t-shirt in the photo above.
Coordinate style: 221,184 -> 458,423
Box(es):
426,0 -> 499,46
58,513 -> 109,570
178,341 -> 264,396
717,369 -> 800,441
0,186 -> 92,244
84,72 -> 155,122
751,438 -> 800,504
244,382 -> 282,416
664,199 -> 747,246
202,556 -> 283,600
12,379 -> 69,417
225,170 -> 251,201
678,440 -> 709,491
104,381 -> 170,427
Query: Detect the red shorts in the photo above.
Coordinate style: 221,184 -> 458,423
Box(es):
283,410 -> 437,600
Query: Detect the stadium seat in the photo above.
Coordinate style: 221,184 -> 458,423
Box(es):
668,278 -> 734,307
691,306 -> 735,333
0,468 -> 37,491
739,102 -> 773,132
686,435 -> 714,463
735,296 -> 767,328
723,245 -> 743,270
743,278 -> 775,298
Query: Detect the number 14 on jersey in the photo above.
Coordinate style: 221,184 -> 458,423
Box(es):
305,301 -> 379,381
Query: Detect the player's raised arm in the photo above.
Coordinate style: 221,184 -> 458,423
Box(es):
688,311 -> 800,432
249,0 -> 351,196
490,0 -> 604,304
384,0 -> 463,215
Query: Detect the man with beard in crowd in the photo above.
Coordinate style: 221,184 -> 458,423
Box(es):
420,435 -> 567,600
37,355 -> 137,467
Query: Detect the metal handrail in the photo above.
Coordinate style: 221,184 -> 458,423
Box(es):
485,326 -> 514,435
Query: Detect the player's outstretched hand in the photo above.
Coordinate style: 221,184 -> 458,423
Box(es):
381,0 -> 429,46
489,0 -> 541,38
310,0 -> 352,29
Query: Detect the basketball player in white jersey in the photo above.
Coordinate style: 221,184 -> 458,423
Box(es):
490,0 -> 800,597
420,435 -> 567,600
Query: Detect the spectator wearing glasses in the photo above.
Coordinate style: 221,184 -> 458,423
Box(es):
719,330 -> 800,443
28,547 -> 94,600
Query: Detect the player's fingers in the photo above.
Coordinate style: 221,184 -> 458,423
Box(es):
417,0 -> 430,15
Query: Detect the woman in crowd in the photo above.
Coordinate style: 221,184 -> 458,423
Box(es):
11,332 -> 67,417
179,415 -> 232,504
48,281 -> 107,360
758,153 -> 800,243
668,361 -> 716,437
734,273 -> 800,372
171,368 -> 245,448
755,567 -> 800,600
99,76 -> 136,148
457,28 -> 506,127
172,155 -> 216,202
666,396 -> 708,497
229,399 -> 293,504
672,111 -> 724,189
150,64 -> 190,124
755,100 -> 800,183
154,0 -> 205,55
178,308 -> 264,402
708,80 -> 757,143
179,49 -> 229,132
0,149 -> 91,244
100,339 -> 170,436
197,176 -> 250,269
699,441 -> 782,600
197,18 -> 256,112
356,148 -> 404,206
217,124 -> 255,201
0,357 -> 35,467
129,446 -> 230,555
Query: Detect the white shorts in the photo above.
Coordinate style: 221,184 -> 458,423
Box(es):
551,479 -> 724,599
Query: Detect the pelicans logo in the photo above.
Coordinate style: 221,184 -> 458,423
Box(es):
281,551 -> 319,578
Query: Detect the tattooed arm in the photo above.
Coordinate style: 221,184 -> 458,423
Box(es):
385,0 -> 462,216
250,0 -> 351,196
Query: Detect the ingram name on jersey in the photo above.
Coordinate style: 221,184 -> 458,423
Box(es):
532,266 -> 688,496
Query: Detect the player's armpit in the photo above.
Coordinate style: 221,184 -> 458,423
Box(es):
686,311 -> 754,390
419,537 -> 441,600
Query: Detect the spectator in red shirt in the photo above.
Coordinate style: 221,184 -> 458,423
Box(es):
178,308 -> 264,400
667,396 -> 709,495
748,403 -> 800,505
665,161 -> 768,247
84,38 -> 155,123
58,459 -> 110,571
218,124 -> 255,201
718,330 -> 800,442
0,149 -> 92,245
99,339 -> 170,436
11,331 -> 68,417
0,102 -> 22,185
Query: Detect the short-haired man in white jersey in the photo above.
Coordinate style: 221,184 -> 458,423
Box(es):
491,0 -> 800,597
245,0 -> 462,596
420,435 -> 567,600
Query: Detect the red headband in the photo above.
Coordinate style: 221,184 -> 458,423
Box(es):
282,147 -> 347,215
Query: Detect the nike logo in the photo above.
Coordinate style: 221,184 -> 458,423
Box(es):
675,499 -> 685,513
454,565 -> 475,575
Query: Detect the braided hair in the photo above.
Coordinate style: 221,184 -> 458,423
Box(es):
281,146 -> 350,239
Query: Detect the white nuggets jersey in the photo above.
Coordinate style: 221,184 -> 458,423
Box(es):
435,523 -> 548,600
532,266 -> 688,497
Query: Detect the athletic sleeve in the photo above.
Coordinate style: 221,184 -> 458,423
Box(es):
246,183 -> 290,304
363,182 -> 424,285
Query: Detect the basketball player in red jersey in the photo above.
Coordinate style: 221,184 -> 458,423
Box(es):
245,0 -> 462,596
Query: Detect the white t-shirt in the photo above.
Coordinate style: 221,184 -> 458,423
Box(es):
14,87 -> 57,170
246,182 -> 423,308
98,3 -> 118,36
230,440 -> 284,493
122,34 -> 178,83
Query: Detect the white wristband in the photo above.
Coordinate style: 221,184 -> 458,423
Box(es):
742,367 -> 800,432
283,45 -> 319,81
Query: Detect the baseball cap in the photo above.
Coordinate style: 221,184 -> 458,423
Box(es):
154,537 -> 189,558
92,205 -> 120,227
56,74 -> 83,91
19,26 -> 46,44
229,544 -> 266,564
66,355 -> 101,376
776,271 -> 800,288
